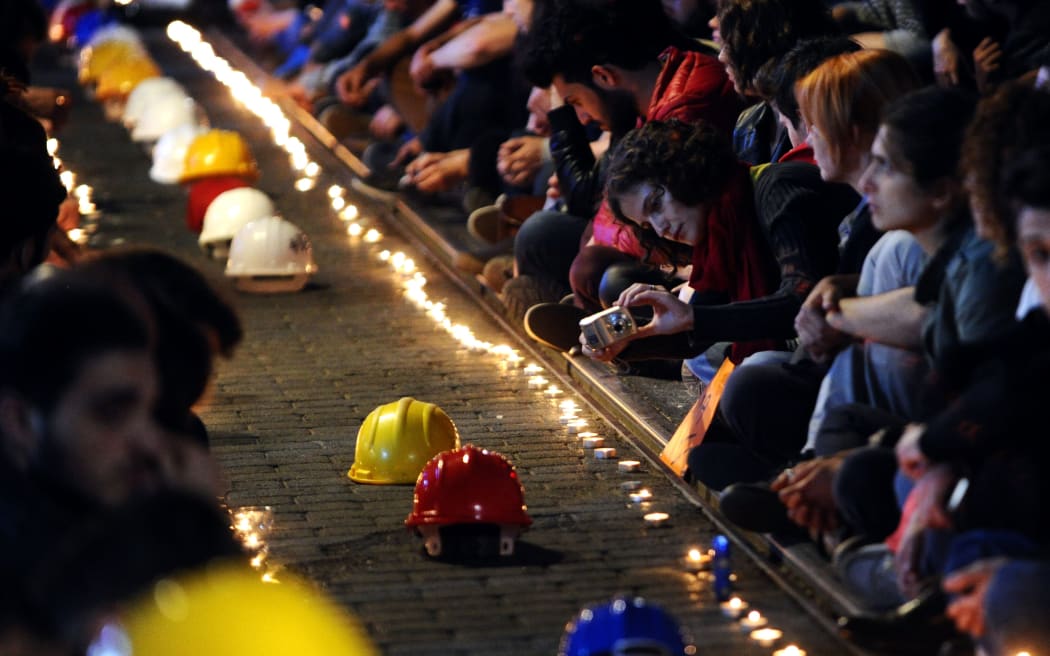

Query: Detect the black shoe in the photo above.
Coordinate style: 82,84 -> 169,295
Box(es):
838,585 -> 952,643
523,302 -> 587,351
719,482 -> 801,535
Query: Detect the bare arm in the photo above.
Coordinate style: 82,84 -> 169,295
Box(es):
360,0 -> 460,76
827,286 -> 927,349
428,13 -> 517,70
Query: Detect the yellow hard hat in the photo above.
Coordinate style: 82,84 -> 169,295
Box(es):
348,397 -> 461,484
78,41 -> 148,86
119,562 -> 379,655
180,130 -> 260,183
94,57 -> 161,101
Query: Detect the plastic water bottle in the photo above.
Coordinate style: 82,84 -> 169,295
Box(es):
712,534 -> 732,601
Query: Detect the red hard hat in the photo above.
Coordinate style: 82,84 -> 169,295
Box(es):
186,175 -> 250,233
405,444 -> 532,529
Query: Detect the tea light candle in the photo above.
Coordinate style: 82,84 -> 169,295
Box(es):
559,411 -> 579,425
620,480 -> 643,491
294,177 -> 315,191
618,460 -> 641,473
684,547 -> 711,572
363,228 -> 382,242
544,385 -> 562,397
594,447 -> 617,459
327,184 -> 344,198
523,363 -> 543,376
749,628 -> 782,648
527,376 -> 548,389
629,489 -> 653,503
772,646 -> 806,656
331,196 -> 346,211
720,596 -> 748,619
739,610 -> 768,631
347,222 -> 363,236
643,512 -> 670,528
581,436 -> 605,448
566,419 -> 588,434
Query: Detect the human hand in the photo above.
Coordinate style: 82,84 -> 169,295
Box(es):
56,197 -> 80,232
794,306 -> 847,362
616,283 -> 693,336
578,333 -> 630,362
526,86 -> 551,136
974,37 -> 1002,92
370,104 -> 405,140
546,173 -> 561,202
336,64 -> 373,106
403,149 -> 470,193
498,136 -> 545,187
895,423 -> 930,480
944,557 -> 1008,638
772,456 -> 845,533
548,83 -> 563,109
933,28 -> 960,87
391,136 -> 423,168
894,464 -> 956,598
802,274 -> 855,314
409,46 -> 437,93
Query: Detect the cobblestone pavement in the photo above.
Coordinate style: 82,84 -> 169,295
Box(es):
45,30 -> 848,655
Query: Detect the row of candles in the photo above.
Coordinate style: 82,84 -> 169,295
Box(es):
47,137 -> 96,245
164,22 -> 812,652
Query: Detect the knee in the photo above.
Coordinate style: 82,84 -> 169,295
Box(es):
598,262 -> 664,308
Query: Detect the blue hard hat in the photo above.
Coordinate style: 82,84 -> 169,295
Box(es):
559,596 -> 694,656
73,9 -> 111,49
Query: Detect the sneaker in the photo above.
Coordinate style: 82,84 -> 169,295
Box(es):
462,186 -> 498,215
718,482 -> 801,535
501,275 -> 569,322
498,194 -> 546,222
834,542 -> 906,610
523,302 -> 587,352
467,205 -> 522,244
479,254 -> 514,293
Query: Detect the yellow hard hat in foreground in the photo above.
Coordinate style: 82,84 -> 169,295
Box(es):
120,562 -> 379,655
180,129 -> 260,183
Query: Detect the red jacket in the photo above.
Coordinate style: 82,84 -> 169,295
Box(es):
592,47 -> 743,254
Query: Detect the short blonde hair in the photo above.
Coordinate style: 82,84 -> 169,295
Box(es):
796,49 -> 920,167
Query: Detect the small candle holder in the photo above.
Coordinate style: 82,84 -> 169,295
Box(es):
720,596 -> 748,619
618,460 -> 641,473
772,646 -> 806,656
620,480 -> 643,492
684,547 -> 712,573
593,447 -> 617,459
523,363 -> 543,376
739,610 -> 768,632
527,376 -> 549,390
566,419 -> 588,434
643,512 -> 670,528
749,628 -> 783,648
581,436 -> 605,449
629,489 -> 653,503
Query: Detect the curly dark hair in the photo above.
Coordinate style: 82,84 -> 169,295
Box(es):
880,87 -> 977,190
605,119 -> 736,264
718,0 -> 839,94
961,76 -> 1050,255
520,0 -> 690,88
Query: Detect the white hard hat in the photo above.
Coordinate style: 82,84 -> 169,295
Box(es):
150,123 -> 206,184
84,24 -> 142,50
225,216 -> 318,293
123,77 -> 185,129
199,188 -> 276,259
132,95 -> 203,143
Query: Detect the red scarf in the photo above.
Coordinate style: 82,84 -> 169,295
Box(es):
688,163 -> 779,361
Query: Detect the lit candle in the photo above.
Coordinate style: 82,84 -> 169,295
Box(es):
544,385 -> 561,397
566,419 -> 587,434
748,628 -> 782,648
363,229 -> 381,242
773,646 -> 806,656
618,460 -> 641,473
294,177 -> 315,191
594,447 -> 617,459
523,363 -> 543,376
581,436 -> 605,448
629,489 -> 653,503
340,205 -> 359,221
739,610 -> 768,631
720,596 -> 748,619
327,184 -> 344,198
527,376 -> 548,390
331,196 -> 346,211
620,480 -> 643,491
347,223 -> 363,236
684,547 -> 711,572
304,162 -> 321,177
559,411 -> 579,425
643,512 -> 670,528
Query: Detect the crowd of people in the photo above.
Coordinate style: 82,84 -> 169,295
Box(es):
4,0 -> 1050,651
241,0 -> 1050,651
